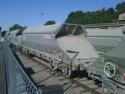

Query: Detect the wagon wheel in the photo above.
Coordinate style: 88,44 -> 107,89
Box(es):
65,68 -> 73,78
52,61 -> 58,71
104,61 -> 116,78
56,53 -> 62,61
49,60 -> 54,68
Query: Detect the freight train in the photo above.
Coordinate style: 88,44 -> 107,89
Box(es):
8,23 -> 125,94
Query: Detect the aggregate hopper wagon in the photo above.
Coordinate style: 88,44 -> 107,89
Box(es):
85,27 -> 124,55
86,32 -> 125,94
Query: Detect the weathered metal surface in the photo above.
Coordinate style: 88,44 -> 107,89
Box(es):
57,36 -> 98,60
9,30 -> 20,46
104,38 -> 125,84
85,27 -> 124,53
23,24 -> 62,34
119,13 -> 125,21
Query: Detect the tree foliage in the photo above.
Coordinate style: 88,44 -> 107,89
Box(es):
115,2 -> 125,14
44,20 -> 56,25
65,2 -> 125,24
9,24 -> 27,31
0,26 -> 1,32
1,31 -> 6,37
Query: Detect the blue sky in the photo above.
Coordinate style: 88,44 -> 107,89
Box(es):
0,0 -> 124,30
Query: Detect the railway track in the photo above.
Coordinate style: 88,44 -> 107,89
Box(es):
17,51 -> 105,94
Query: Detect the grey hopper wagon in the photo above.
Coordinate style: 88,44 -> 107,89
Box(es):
63,24 -> 124,55
9,30 -> 20,46
20,24 -> 62,56
85,27 -> 124,55
119,13 -> 125,21
86,26 -> 125,94
104,38 -> 125,79
15,24 -> 99,77
102,38 -> 125,94
87,37 -> 125,94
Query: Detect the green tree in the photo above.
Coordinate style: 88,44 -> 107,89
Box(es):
9,24 -> 27,31
65,7 -> 118,24
44,20 -> 56,25
66,11 -> 86,24
65,2 -> 125,24
115,2 -> 125,14
0,26 -> 1,32
1,31 -> 6,37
